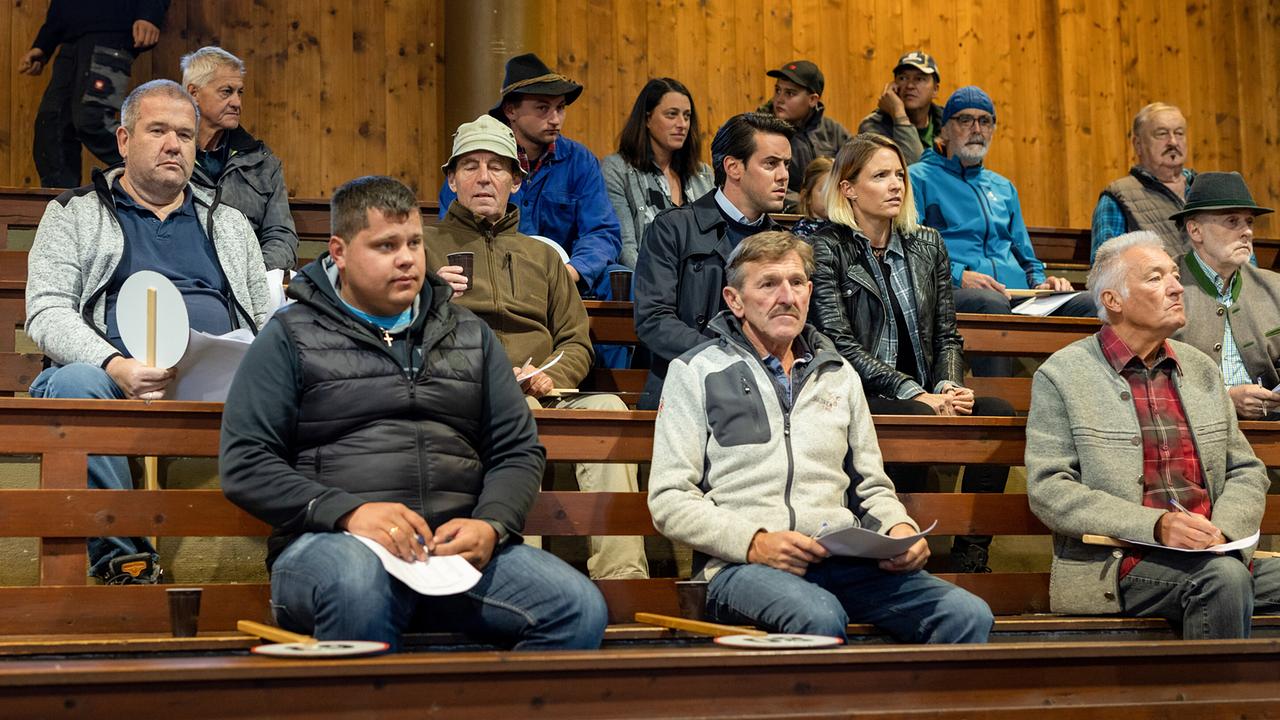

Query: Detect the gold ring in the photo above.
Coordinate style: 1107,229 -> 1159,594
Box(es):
388,526 -> 400,536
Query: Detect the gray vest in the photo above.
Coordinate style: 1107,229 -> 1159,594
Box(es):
1101,166 -> 1195,258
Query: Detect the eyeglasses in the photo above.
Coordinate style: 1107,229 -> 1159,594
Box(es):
950,114 -> 996,130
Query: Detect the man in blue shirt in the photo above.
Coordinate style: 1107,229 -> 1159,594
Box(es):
25,80 -> 270,584
1091,103 -> 1196,261
437,53 -> 622,300
909,86 -> 1095,375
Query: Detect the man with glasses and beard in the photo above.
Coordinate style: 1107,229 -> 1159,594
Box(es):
908,86 -> 1095,376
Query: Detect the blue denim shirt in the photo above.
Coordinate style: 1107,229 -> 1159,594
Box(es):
439,135 -> 621,293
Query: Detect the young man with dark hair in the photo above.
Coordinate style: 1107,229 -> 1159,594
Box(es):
633,112 -> 793,408
436,53 -> 623,300
762,60 -> 851,205
221,175 -> 607,652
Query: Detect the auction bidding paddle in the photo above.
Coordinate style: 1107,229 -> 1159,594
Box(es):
143,288 -> 159,548
634,612 -> 767,638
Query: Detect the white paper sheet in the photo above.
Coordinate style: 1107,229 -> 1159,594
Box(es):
1118,529 -> 1260,554
816,520 -> 938,559
516,350 -> 565,382
347,533 -> 481,596
265,269 -> 296,319
1011,291 -> 1082,316
165,329 -> 255,402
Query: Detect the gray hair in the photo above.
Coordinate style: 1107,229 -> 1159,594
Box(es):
180,46 -> 245,88
1087,231 -> 1166,323
120,79 -> 200,132
1131,102 -> 1183,138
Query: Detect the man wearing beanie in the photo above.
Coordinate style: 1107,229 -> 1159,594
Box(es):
857,51 -> 944,164
437,53 -> 624,301
762,60 -> 851,207
909,86 -> 1096,376
427,114 -> 649,581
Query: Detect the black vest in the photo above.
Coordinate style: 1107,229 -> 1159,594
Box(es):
268,288 -> 489,562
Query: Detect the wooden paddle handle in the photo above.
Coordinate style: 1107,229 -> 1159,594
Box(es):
237,620 -> 314,644
634,612 -> 767,637
1081,534 -> 1128,548
1083,534 -> 1279,558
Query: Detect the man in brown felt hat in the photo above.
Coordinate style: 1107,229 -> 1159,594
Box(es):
1169,171 -> 1280,420
436,53 -> 624,301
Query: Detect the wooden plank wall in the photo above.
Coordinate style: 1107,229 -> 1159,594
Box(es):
0,0 -> 1275,232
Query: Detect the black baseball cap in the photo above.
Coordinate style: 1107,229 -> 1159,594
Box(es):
767,60 -> 824,95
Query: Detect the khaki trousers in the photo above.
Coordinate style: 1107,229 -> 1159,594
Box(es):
525,393 -> 649,579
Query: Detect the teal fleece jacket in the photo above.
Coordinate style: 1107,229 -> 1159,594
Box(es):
908,149 -> 1046,290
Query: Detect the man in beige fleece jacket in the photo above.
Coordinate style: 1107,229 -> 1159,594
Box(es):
427,114 -> 648,581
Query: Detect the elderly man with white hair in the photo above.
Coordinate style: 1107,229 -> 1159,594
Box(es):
1169,171 -> 1280,420
1026,230 -> 1278,639
182,45 -> 297,270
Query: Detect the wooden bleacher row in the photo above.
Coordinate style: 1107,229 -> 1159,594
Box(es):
584,299 -> 1098,411
0,248 -> 1096,410
5,398 -> 1280,638
6,186 -> 1277,267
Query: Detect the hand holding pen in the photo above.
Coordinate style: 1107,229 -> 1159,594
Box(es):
1157,498 -> 1224,549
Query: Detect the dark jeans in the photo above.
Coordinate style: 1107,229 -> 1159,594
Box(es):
1120,553 -> 1280,639
867,394 -> 1015,553
954,287 -> 1097,377
33,36 -> 134,187
707,559 -> 992,643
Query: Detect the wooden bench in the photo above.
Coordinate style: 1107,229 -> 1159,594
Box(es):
3,401 -> 1280,638
580,302 -> 1099,410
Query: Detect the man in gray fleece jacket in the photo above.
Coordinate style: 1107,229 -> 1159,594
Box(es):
25,79 -> 269,584
1027,231 -> 1278,638
648,231 -> 992,643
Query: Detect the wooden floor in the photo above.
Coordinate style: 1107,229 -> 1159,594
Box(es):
2,638 -> 1280,719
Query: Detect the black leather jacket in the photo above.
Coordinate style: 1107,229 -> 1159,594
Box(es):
807,221 -> 964,398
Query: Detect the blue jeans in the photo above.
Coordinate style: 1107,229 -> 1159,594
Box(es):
707,559 -> 993,643
1120,553 -> 1280,639
29,363 -> 156,577
270,533 -> 608,651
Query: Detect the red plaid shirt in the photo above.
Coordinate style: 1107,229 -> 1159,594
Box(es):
517,140 -> 556,176
1097,326 -> 1211,578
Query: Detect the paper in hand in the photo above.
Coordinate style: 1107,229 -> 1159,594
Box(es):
816,520 -> 938,559
347,533 -> 481,596
1120,529 -> 1260,555
516,350 -> 565,382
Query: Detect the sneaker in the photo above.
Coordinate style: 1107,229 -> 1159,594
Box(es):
951,544 -> 992,574
98,553 -> 162,585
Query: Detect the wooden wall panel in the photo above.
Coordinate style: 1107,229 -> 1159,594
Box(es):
0,0 -> 1275,233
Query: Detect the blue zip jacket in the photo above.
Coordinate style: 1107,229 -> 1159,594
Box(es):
438,135 -> 621,294
908,149 -> 1045,290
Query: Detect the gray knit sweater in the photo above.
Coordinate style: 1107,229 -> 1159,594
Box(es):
26,167 -> 270,367
648,312 -> 916,581
1026,335 -> 1267,615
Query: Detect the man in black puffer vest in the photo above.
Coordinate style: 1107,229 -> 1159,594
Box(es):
220,175 -> 606,651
